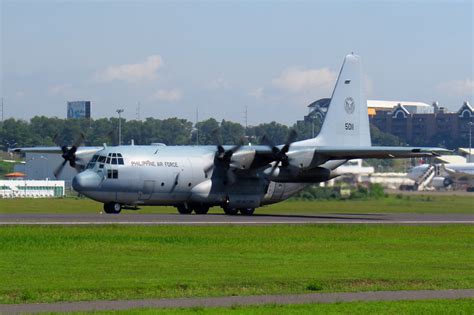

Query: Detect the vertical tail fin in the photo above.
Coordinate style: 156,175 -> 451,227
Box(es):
295,54 -> 371,147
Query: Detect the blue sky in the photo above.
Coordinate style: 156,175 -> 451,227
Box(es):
1,0 -> 473,125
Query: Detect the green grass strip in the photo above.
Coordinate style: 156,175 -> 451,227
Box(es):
0,194 -> 473,214
0,224 -> 472,304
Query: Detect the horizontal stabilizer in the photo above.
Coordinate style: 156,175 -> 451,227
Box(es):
314,146 -> 450,159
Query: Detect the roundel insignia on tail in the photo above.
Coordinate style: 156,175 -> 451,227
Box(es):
344,97 -> 355,114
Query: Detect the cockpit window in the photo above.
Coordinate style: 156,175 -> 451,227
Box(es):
86,155 -> 99,169
98,156 -> 106,163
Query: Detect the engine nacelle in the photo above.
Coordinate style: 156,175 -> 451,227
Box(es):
230,150 -> 256,170
431,176 -> 453,188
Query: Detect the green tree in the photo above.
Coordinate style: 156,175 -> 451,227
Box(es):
194,118 -> 220,145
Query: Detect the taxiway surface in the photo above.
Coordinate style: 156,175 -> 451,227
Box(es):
1,289 -> 473,313
1,213 -> 473,225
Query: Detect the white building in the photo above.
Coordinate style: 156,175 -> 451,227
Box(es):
0,180 -> 65,198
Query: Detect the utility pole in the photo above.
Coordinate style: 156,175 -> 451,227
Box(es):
136,102 -> 141,121
116,109 -> 124,145
244,106 -> 249,144
245,105 -> 248,130
195,107 -> 199,145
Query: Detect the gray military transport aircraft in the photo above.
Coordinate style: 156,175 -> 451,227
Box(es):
15,54 -> 447,214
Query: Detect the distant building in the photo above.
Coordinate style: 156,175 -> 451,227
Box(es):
67,101 -> 91,119
0,180 -> 65,198
304,99 -> 433,123
303,99 -> 474,148
370,101 -> 473,147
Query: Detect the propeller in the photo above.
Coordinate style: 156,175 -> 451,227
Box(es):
53,133 -> 85,178
204,129 -> 245,185
261,129 -> 298,177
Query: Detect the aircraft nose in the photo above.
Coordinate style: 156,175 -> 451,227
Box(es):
72,170 -> 101,192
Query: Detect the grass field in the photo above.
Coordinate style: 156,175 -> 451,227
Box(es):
84,299 -> 474,314
0,194 -> 473,214
1,224 -> 472,304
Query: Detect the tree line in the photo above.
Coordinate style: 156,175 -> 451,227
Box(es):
0,116 -> 401,151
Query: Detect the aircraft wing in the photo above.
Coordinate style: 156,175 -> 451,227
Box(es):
443,166 -> 474,180
10,146 -> 104,155
313,146 -> 450,159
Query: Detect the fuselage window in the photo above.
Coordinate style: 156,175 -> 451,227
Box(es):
107,169 -> 119,179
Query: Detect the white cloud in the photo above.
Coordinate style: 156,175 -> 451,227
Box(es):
150,89 -> 182,101
249,87 -> 264,99
437,79 -> 474,96
15,91 -> 25,98
208,78 -> 230,89
48,84 -> 72,96
272,67 -> 337,93
95,55 -> 163,82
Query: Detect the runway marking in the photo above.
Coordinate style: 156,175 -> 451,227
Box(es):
0,220 -> 473,225
1,289 -> 473,313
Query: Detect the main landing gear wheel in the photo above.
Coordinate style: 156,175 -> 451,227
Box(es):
177,204 -> 193,214
104,202 -> 122,214
239,208 -> 255,216
193,205 -> 210,215
222,206 -> 239,215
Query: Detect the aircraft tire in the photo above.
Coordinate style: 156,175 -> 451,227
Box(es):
239,208 -> 255,216
193,205 -> 209,215
177,205 -> 193,214
104,202 -> 122,214
222,206 -> 239,215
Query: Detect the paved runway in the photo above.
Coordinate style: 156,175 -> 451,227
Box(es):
1,213 -> 473,225
1,289 -> 473,313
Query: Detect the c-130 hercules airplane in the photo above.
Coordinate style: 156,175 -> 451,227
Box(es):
15,54 -> 447,214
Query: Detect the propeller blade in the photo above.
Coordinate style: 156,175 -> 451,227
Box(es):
261,134 -> 275,148
54,159 -> 68,178
226,169 -> 237,186
72,133 -> 85,149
